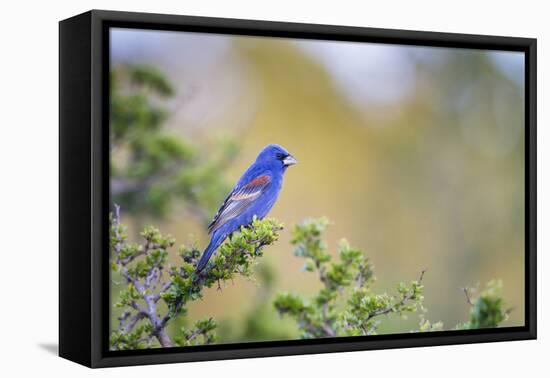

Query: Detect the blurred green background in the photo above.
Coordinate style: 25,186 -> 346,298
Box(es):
109,28 -> 525,342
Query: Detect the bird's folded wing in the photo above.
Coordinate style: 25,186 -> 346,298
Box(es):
208,174 -> 271,234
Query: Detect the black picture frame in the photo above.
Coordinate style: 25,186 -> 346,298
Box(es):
59,9 -> 537,368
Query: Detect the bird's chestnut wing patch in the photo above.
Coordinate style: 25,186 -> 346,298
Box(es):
208,174 -> 271,234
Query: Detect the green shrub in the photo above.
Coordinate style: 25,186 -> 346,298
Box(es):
274,218 -> 509,337
110,214 -> 509,350
109,205 -> 283,350
110,64 -> 238,221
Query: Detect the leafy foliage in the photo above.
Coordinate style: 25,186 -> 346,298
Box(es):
457,280 -> 509,330
174,318 -> 218,347
109,205 -> 283,350
110,212 -> 509,350
110,64 -> 238,220
274,218 -> 426,337
274,218 -> 509,338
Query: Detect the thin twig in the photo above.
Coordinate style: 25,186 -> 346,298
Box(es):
157,234 -> 275,330
462,287 -> 474,306
112,204 -> 173,348
365,268 -> 427,321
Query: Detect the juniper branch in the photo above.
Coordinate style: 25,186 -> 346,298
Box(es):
109,205 -> 282,350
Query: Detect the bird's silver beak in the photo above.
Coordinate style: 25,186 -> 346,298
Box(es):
283,155 -> 298,166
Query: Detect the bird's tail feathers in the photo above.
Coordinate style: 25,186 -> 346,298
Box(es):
196,233 -> 225,273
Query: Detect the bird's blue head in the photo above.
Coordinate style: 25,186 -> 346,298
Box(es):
255,144 -> 297,171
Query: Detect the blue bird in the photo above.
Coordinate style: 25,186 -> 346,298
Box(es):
196,144 -> 297,272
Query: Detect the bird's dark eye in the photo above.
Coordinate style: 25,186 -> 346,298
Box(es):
276,153 -> 285,160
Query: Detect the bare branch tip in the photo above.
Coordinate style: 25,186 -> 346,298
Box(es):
462,287 -> 474,306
